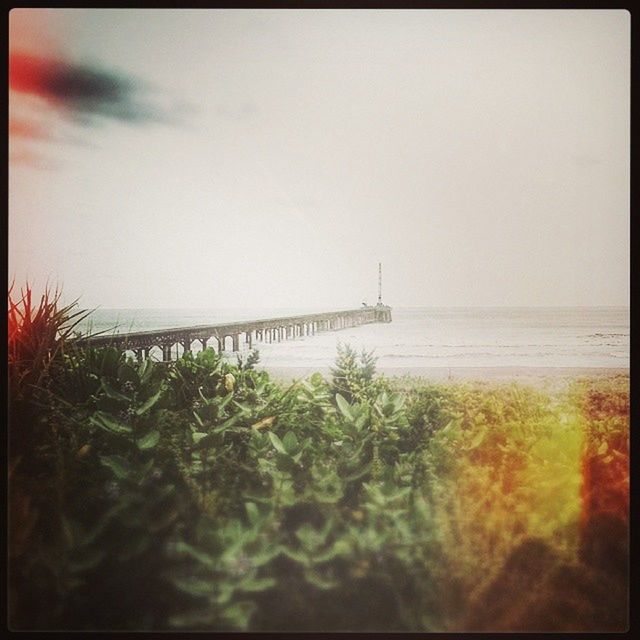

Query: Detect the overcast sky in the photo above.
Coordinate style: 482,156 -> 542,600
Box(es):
9,9 -> 629,309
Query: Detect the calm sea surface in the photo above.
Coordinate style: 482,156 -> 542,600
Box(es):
76,307 -> 629,370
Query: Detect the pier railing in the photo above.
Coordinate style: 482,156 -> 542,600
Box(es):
74,305 -> 392,361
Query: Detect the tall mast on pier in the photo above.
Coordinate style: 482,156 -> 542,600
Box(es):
378,262 -> 382,305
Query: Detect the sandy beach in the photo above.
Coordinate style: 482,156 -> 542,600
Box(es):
265,366 -> 629,391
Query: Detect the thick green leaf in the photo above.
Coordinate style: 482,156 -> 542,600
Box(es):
135,386 -> 164,416
282,431 -> 299,454
466,426 -> 487,451
193,411 -> 204,427
222,601 -> 256,631
172,576 -> 218,597
232,400 -> 251,414
240,576 -> 276,592
100,379 -> 130,403
219,394 -> 234,410
303,568 -> 338,590
245,502 -> 260,526
268,432 -> 287,455
99,454 -> 130,479
173,541 -> 216,569
336,394 -> 353,421
355,413 -> 368,432
252,546 -> 281,567
137,430 -> 160,450
212,414 -> 241,435
198,387 -> 214,405
138,358 -> 155,385
90,411 -> 133,435
191,431 -> 220,451
314,539 -> 349,563
169,611 -> 217,628
280,547 -> 310,566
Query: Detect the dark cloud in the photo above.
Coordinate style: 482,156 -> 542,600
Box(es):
9,52 -> 180,125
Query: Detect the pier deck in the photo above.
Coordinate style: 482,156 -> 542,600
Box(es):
76,305 -> 392,361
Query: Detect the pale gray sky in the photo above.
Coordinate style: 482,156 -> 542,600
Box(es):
9,9 -> 629,309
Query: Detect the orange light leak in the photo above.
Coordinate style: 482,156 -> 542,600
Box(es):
10,53 -> 49,96
579,388 -> 629,529
9,53 -> 76,113
9,10 -> 67,104
9,118 -> 49,140
9,10 -> 70,168
9,54 -> 70,171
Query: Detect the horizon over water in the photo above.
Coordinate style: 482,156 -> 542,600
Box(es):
76,306 -> 629,371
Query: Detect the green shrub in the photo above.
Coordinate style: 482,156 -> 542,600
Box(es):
8,309 -> 629,632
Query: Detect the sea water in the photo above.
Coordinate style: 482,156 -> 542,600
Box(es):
76,307 -> 629,370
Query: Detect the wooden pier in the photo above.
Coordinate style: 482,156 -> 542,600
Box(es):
76,304 -> 392,361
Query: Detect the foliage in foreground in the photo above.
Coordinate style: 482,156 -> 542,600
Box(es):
8,291 -> 629,632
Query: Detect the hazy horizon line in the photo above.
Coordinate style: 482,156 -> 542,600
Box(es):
77,304 -> 630,311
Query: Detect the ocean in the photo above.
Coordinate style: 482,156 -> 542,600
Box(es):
76,306 -> 629,371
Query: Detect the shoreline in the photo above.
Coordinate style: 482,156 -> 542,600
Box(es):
263,366 -> 629,389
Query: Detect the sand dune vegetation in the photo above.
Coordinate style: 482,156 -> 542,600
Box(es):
8,287 -> 628,631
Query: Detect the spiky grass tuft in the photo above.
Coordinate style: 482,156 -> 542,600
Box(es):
8,283 -> 92,391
